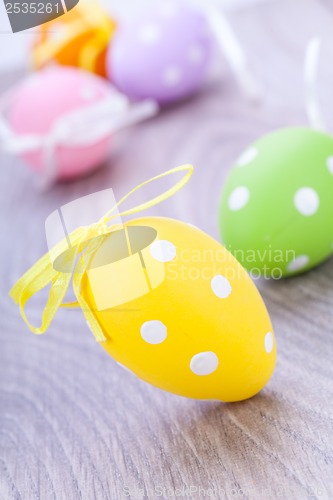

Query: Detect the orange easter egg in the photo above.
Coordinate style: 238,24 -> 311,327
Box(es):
31,1 -> 116,77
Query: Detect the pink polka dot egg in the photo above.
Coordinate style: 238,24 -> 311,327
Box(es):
107,1 -> 213,104
5,67 -> 121,180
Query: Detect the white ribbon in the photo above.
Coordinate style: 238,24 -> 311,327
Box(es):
192,0 -> 260,101
304,37 -> 326,132
0,81 -> 158,188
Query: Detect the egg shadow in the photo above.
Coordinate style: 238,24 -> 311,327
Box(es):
256,253 -> 333,318
164,390 -> 287,473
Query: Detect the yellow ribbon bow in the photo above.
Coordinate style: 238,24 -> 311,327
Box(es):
9,165 -> 194,342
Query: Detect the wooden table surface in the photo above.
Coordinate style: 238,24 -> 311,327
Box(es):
1,1 -> 333,498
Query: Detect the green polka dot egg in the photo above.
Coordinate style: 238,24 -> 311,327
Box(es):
219,128 -> 333,278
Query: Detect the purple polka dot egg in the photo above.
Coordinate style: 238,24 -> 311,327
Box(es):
107,1 -> 213,104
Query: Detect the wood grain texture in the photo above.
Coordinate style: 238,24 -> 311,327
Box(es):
1,0 -> 333,498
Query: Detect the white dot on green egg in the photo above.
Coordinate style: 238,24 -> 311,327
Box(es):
294,187 -> 319,216
150,240 -> 176,262
190,352 -> 219,376
138,24 -> 161,44
237,147 -> 258,167
140,320 -> 167,344
211,275 -> 232,299
327,156 -> 333,175
162,66 -> 182,87
228,186 -> 250,211
264,332 -> 274,354
287,255 -> 310,273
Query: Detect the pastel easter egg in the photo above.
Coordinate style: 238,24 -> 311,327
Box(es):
81,217 -> 276,402
107,1 -> 213,104
219,128 -> 333,278
32,2 -> 116,77
8,67 -> 113,180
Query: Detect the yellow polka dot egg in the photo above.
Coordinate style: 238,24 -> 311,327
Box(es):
9,167 -> 276,403
81,217 -> 276,402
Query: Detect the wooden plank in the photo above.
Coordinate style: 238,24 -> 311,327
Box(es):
1,0 -> 333,498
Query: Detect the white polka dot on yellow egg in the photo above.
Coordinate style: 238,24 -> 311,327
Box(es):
150,240 -> 176,262
211,275 -> 232,299
264,332 -> 274,354
190,352 -> 219,376
141,320 -> 167,344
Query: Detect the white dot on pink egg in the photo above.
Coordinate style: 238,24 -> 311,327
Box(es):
80,86 -> 97,101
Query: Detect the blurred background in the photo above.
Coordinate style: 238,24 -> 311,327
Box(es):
0,0 -> 270,72
1,1 -> 333,499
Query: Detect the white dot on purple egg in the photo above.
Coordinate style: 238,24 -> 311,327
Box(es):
138,24 -> 161,44
162,66 -> 182,87
188,44 -> 205,65
159,2 -> 178,18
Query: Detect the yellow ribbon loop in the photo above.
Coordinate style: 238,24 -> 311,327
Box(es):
9,165 -> 194,342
